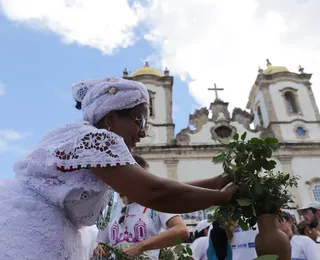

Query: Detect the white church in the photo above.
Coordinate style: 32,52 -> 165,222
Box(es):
123,60 -> 320,224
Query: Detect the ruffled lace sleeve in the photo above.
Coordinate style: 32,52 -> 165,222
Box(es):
14,122 -> 136,227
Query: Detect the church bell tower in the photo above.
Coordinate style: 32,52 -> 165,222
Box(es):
123,62 -> 175,146
246,60 -> 320,142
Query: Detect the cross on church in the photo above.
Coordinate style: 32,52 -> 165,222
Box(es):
208,83 -> 224,101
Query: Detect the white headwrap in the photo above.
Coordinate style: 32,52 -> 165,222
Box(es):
72,77 -> 149,125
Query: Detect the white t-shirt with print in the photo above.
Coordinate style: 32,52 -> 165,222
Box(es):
290,235 -> 320,260
189,236 -> 209,260
79,225 -> 99,259
230,226 -> 258,260
97,200 -> 178,259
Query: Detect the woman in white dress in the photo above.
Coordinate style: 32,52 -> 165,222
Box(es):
0,77 -> 236,260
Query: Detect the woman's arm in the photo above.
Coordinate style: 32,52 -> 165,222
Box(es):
92,164 -> 236,214
184,173 -> 232,190
123,216 -> 189,256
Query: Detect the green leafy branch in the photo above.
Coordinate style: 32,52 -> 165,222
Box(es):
211,132 -> 299,233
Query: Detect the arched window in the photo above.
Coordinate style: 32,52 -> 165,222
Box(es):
148,91 -> 155,117
284,92 -> 298,114
257,106 -> 264,126
313,184 -> 320,201
215,126 -> 232,138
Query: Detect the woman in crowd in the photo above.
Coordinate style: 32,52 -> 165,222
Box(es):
189,220 -> 212,260
297,219 -> 320,243
0,77 -> 236,260
279,211 -> 320,260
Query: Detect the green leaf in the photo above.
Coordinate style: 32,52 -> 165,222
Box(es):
283,173 -> 290,182
186,246 -> 193,256
212,152 -> 226,164
241,132 -> 247,141
265,137 -> 278,144
253,183 -> 264,195
238,218 -> 249,230
253,255 -> 279,260
262,160 -> 276,170
249,138 -> 263,144
269,142 -> 281,150
237,198 -> 252,206
175,237 -> 182,245
233,133 -> 239,140
262,146 -> 272,158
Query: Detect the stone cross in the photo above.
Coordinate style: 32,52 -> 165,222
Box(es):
208,83 -> 224,101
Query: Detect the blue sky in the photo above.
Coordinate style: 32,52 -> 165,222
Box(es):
1,0 -> 320,178
0,13 -> 198,178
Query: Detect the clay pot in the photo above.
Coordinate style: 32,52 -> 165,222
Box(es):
255,214 -> 291,260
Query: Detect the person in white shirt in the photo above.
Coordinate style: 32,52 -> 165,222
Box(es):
93,155 -> 189,259
189,220 -> 211,260
279,211 -> 320,260
229,224 -> 258,260
79,225 -> 99,260
297,201 -> 320,241
297,219 -> 319,243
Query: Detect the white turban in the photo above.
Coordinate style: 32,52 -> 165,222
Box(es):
72,77 -> 149,125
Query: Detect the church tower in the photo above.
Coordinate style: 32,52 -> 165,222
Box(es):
123,62 -> 175,145
246,60 -> 320,142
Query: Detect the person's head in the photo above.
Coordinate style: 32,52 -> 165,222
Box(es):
194,220 -> 211,239
72,77 -> 150,152
297,219 -> 319,242
279,211 -> 297,237
297,201 -> 320,223
120,155 -> 150,204
132,154 -> 150,171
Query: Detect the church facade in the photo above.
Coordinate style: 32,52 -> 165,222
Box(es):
123,61 -> 320,223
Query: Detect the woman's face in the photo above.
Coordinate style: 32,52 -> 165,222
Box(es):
279,218 -> 292,235
108,103 -> 149,151
305,226 -> 318,242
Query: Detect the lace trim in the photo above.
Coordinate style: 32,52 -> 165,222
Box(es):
51,131 -> 136,170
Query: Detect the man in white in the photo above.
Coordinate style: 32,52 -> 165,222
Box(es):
298,201 -> 320,241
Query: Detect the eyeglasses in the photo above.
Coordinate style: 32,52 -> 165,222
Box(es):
132,117 -> 149,133
118,205 -> 129,225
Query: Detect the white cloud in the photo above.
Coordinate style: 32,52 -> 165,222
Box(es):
0,81 -> 6,96
140,0 -> 320,111
0,130 -> 30,154
1,0 -> 320,115
0,0 -> 144,54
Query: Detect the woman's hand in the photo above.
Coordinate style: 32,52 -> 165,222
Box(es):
123,243 -> 144,256
93,244 -> 108,258
220,182 -> 237,204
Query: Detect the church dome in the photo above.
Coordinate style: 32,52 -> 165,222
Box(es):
130,61 -> 163,77
263,59 -> 289,74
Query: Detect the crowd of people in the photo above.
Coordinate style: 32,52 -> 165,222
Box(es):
0,76 -> 319,259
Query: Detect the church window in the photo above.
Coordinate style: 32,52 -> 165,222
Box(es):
312,184 -> 320,201
148,91 -> 155,117
257,106 -> 264,126
284,92 -> 298,114
215,126 -> 232,138
296,127 -> 306,137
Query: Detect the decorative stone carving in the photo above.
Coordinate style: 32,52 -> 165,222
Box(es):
210,100 -> 230,122
189,107 -> 209,132
210,122 -> 236,141
259,129 -> 275,139
232,108 -> 254,129
176,128 -> 191,145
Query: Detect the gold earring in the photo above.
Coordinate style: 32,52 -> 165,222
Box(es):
308,231 -> 312,234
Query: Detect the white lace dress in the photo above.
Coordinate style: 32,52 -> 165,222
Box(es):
0,122 -> 136,260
